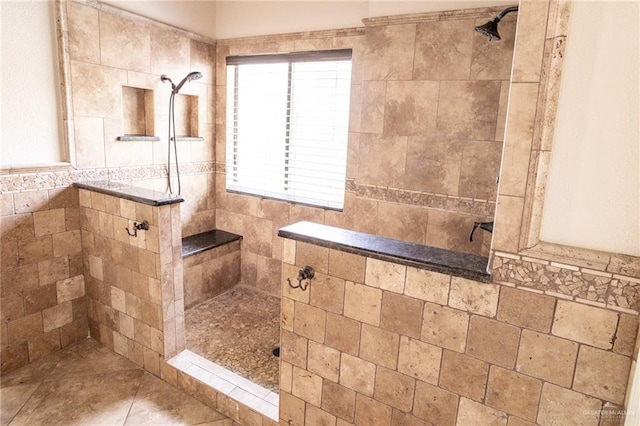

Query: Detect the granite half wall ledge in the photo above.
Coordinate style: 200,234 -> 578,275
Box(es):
75,181 -> 184,206
278,221 -> 490,282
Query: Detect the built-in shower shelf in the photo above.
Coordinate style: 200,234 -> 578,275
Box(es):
173,136 -> 204,142
117,135 -> 160,141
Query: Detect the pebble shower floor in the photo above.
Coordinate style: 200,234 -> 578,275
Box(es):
184,285 -> 280,392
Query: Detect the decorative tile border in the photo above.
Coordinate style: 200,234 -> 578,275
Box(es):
212,169 -> 496,218
348,180 -> 496,217
0,161 -> 217,194
492,252 -> 640,314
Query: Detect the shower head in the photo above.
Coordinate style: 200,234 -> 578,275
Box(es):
475,18 -> 501,41
475,6 -> 518,41
174,71 -> 203,93
161,72 -> 203,93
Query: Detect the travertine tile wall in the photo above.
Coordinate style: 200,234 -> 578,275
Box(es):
280,239 -> 637,425
0,0 -> 216,373
65,0 -> 217,238
183,240 -> 241,309
0,188 -> 87,372
489,0 -> 640,320
215,7 -> 516,297
79,188 -> 185,376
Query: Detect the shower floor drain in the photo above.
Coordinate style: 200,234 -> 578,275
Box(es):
272,346 -> 280,357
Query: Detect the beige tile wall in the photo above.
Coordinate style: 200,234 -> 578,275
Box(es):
0,0 -> 215,375
183,240 -> 241,309
215,7 -> 516,297
0,188 -> 87,372
280,239 -> 637,425
489,0 -> 640,318
66,0 -> 217,238
79,188 -> 185,376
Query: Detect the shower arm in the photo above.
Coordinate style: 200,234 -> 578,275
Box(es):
496,6 -> 519,21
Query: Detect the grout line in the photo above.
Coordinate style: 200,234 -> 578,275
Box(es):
4,380 -> 44,425
121,364 -> 144,426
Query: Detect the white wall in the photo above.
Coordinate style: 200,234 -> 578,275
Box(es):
215,1 -> 367,39
540,1 -> 640,256
1,0 -> 64,167
101,0 -> 218,39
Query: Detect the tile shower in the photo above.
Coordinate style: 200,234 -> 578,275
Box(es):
1,1 -> 639,426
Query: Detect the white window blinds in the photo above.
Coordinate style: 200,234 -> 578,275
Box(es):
225,50 -> 352,210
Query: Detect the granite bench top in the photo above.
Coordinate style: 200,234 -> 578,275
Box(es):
278,221 -> 490,282
182,229 -> 243,258
75,181 -> 184,206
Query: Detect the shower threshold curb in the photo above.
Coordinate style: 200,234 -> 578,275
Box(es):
167,349 -> 279,421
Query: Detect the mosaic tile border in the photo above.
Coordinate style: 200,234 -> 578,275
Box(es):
0,161 -> 218,194
492,252 -> 640,314
212,167 -> 496,218
348,180 -> 496,217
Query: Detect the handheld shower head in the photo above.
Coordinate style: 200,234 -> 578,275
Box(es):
174,71 -> 203,93
475,6 -> 518,41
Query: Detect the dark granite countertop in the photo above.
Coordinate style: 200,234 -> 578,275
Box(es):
278,221 -> 490,282
182,229 -> 243,258
75,181 -> 184,206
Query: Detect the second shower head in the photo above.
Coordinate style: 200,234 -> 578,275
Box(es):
161,71 -> 203,93
475,6 -> 518,41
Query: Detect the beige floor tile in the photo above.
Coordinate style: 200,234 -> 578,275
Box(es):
45,338 -> 139,381
0,351 -> 63,388
0,384 -> 40,425
124,373 -> 227,425
10,369 -> 145,426
0,339 -> 229,426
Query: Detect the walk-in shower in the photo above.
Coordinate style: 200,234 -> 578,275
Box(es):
475,6 -> 519,41
161,71 -> 203,195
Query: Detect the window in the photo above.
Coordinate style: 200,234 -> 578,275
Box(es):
225,50 -> 352,209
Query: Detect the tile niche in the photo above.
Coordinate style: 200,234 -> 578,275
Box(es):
119,86 -> 159,141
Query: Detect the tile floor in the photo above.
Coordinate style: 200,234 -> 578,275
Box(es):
0,338 -> 231,426
185,285 -> 280,393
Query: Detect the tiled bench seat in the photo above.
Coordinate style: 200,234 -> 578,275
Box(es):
182,230 -> 243,309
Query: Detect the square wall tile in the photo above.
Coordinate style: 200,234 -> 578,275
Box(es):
486,366 -> 542,421
363,24 -> 416,81
436,80 -> 502,140
516,330 -> 578,388
573,345 -> 631,405
404,136 -> 462,195
99,11 -> 150,73
357,133 -> 407,188
439,350 -> 488,402
497,287 -> 556,333
449,277 -> 499,317
414,19 -> 474,80
537,383 -> 601,426
466,316 -> 521,369
552,300 -> 618,350
384,80 -> 439,136
413,381 -> 458,426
